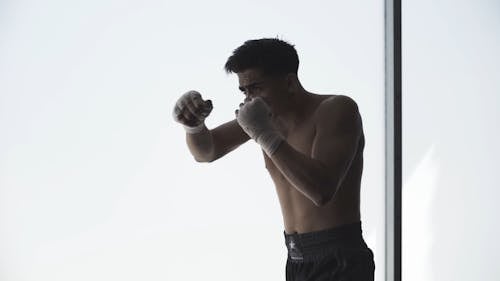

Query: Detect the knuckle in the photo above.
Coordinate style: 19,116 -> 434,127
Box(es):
189,91 -> 201,98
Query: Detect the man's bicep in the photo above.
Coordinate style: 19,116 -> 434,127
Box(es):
311,96 -> 362,187
311,131 -> 360,178
211,119 -> 250,160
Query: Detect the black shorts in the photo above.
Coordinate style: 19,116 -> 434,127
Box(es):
283,221 -> 375,281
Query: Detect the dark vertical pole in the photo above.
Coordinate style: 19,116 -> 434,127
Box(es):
394,0 -> 402,279
385,0 -> 401,280
394,0 -> 403,281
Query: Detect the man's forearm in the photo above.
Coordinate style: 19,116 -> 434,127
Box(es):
185,124 -> 215,162
269,141 -> 333,206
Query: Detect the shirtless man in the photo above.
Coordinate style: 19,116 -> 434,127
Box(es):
173,38 -> 375,281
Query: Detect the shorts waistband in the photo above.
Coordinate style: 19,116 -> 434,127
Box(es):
283,221 -> 367,262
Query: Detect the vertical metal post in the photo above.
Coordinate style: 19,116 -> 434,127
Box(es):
385,0 -> 401,280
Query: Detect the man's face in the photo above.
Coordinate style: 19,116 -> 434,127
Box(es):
236,68 -> 288,111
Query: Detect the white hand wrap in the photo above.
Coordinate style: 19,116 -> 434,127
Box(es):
236,97 -> 284,156
183,122 -> 207,134
173,90 -> 212,134
254,130 -> 284,156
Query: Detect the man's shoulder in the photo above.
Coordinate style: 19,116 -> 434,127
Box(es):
311,94 -> 361,135
315,94 -> 359,118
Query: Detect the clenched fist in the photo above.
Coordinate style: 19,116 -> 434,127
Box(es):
235,97 -> 284,156
173,90 -> 213,133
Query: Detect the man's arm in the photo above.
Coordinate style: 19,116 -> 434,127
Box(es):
186,119 -> 251,162
268,95 -> 362,206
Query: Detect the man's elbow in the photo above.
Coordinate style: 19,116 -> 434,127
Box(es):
315,195 -> 331,207
194,155 -> 215,163
316,185 -> 338,207
192,149 -> 218,163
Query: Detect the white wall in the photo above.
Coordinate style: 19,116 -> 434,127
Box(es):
0,1 -> 386,280
402,1 -> 500,280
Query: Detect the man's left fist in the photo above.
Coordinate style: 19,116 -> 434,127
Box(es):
235,97 -> 284,156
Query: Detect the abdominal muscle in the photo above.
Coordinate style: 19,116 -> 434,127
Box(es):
267,161 -> 362,235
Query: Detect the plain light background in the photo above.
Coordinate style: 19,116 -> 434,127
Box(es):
402,0 -> 500,280
0,0 -> 386,280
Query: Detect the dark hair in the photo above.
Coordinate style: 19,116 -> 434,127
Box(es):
224,38 -> 299,76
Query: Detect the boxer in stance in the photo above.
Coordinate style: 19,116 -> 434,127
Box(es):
173,38 -> 375,281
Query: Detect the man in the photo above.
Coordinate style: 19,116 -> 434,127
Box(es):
172,38 -> 375,281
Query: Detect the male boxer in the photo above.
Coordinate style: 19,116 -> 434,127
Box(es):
173,38 -> 375,281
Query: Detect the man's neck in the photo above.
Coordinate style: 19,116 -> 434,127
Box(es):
275,90 -> 314,130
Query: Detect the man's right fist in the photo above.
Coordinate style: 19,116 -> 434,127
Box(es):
173,90 -> 213,133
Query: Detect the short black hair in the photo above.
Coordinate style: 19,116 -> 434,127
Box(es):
224,38 -> 299,76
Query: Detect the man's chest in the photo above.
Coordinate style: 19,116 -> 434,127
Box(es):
263,119 -> 317,172
286,123 -> 317,156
